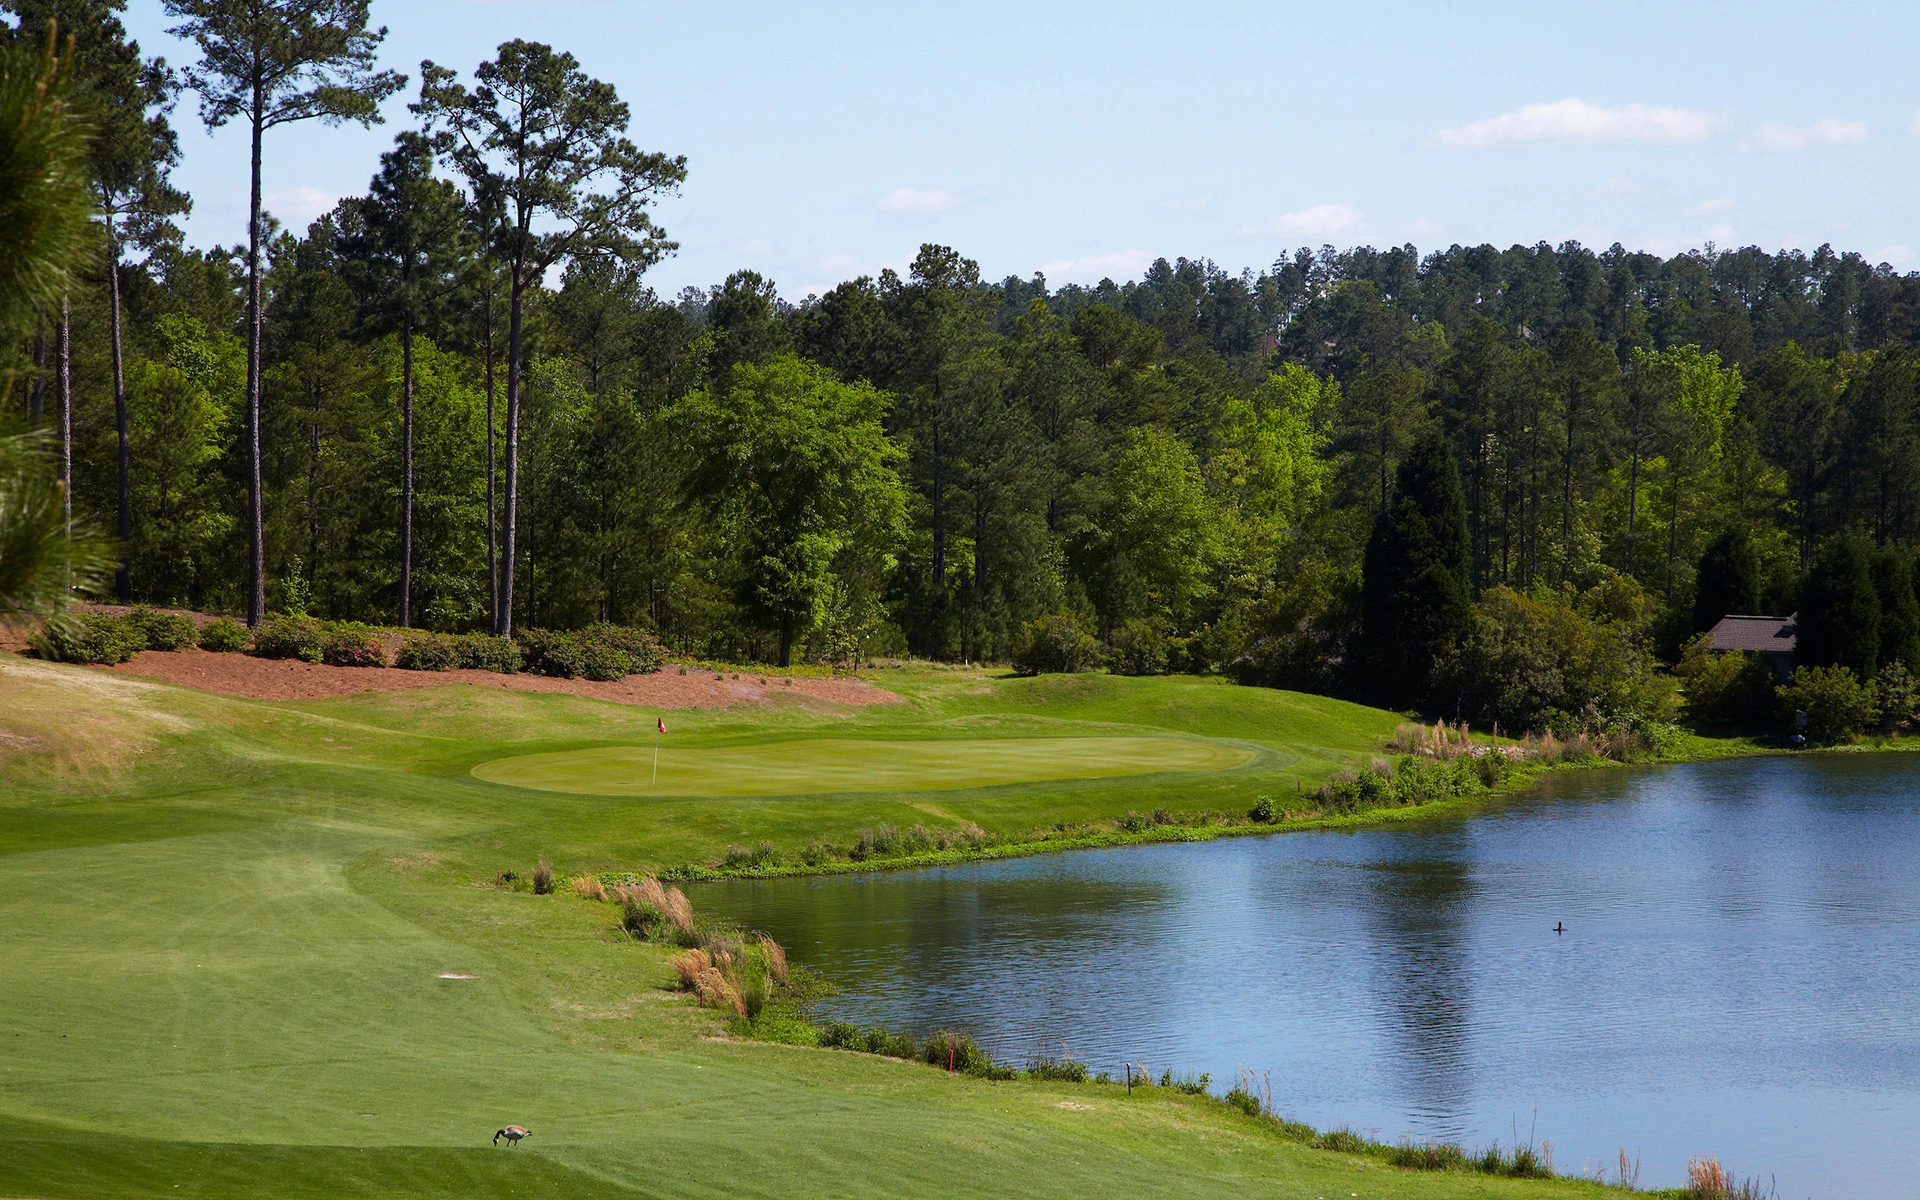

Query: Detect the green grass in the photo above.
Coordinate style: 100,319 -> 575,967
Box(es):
473,734 -> 1257,796
0,656 -> 1623,1199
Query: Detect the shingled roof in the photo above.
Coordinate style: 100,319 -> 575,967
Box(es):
1706,614 -> 1797,654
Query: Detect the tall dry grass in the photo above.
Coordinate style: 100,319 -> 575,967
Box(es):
572,874 -> 607,902
1685,1157 -> 1773,1199
756,933 -> 787,984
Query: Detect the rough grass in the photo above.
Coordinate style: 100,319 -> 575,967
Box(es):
0,657 -> 1618,1200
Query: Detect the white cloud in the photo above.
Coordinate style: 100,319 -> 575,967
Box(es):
1435,98 -> 1713,149
1408,217 -> 1442,238
263,186 -> 336,227
1875,244 -> 1914,268
1704,223 -> 1738,245
1236,203 -> 1365,239
1159,196 -> 1210,213
1909,110 -> 1920,136
875,187 -> 970,214
1744,118 -> 1868,151
1037,250 -> 1153,282
736,238 -> 773,255
1690,197 -> 1734,215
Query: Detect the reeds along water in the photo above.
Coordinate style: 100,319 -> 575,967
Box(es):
594,874 -> 790,1020
1686,1156 -> 1775,1200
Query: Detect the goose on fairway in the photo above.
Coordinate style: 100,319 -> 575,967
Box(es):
493,1125 -> 530,1146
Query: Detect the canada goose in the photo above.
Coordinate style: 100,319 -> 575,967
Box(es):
493,1125 -> 530,1147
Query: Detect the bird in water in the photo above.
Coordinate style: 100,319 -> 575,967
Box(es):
1552,921 -> 1566,934
494,1125 -> 531,1147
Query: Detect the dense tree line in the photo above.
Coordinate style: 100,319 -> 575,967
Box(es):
14,1 -> 1920,719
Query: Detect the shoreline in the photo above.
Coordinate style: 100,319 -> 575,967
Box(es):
625,727 -> 1919,886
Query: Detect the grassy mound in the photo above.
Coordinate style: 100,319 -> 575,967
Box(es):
0,658 -> 1609,1199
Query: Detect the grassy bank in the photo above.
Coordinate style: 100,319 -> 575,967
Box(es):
0,654 -> 1713,1198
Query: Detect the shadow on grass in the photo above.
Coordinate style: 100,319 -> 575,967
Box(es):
4,1119 -> 638,1200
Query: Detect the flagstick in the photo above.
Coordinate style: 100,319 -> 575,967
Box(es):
653,723 -> 659,785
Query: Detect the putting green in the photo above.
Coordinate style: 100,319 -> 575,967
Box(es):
471,735 -> 1257,796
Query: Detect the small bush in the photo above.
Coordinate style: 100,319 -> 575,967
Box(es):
1159,1069 -> 1210,1095
33,613 -> 146,664
1106,618 -> 1169,676
1224,1085 -> 1261,1117
1248,796 -> 1275,823
1025,1054 -> 1089,1083
1315,1128 -> 1369,1153
1013,613 -> 1100,676
531,859 -> 554,895
198,617 -> 251,652
581,623 -> 664,674
251,615 -> 327,662
128,607 -> 196,651
1387,1141 -> 1469,1171
1779,664 -> 1876,744
922,1030 -> 1010,1077
455,634 -> 521,673
1677,636 -> 1779,726
1874,660 -> 1918,732
323,622 -> 389,668
395,633 -> 459,671
519,628 -> 632,680
721,842 -> 779,870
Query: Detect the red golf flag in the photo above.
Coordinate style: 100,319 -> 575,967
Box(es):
657,717 -> 667,734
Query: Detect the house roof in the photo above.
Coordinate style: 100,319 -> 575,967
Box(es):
1706,614 -> 1797,654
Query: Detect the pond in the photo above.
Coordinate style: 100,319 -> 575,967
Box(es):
697,753 -> 1920,1197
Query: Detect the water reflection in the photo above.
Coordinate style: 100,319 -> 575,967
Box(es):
697,753 -> 1920,1197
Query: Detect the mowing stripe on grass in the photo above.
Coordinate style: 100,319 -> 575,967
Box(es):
470,736 -> 1256,796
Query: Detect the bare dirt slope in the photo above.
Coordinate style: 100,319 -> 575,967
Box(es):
96,648 -> 900,710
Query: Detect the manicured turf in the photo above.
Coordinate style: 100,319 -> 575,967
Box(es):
472,735 -> 1259,796
0,655 -> 1618,1200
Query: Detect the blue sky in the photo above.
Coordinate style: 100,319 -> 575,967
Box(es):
120,0 -> 1920,300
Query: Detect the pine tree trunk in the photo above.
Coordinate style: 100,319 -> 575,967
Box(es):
399,311 -> 414,627
58,295 -> 70,533
110,223 -> 131,603
497,278 -> 523,636
244,95 -> 266,626
484,284 -> 497,632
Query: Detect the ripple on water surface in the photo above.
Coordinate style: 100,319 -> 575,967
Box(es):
698,753 -> 1920,1197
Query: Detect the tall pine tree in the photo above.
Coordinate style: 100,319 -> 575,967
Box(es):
1357,428 -> 1472,707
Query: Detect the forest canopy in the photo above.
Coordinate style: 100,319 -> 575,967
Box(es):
13,2 -> 1920,733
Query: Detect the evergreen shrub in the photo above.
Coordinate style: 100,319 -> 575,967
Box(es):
251,615 -> 327,662
395,633 -> 459,671
33,613 -> 145,664
1013,613 -> 1100,675
1106,617 -> 1169,676
1779,665 -> 1876,743
197,617 -> 250,652
454,634 -> 521,673
322,623 -> 388,668
128,607 -> 196,651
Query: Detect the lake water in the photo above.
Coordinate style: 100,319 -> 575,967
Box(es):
697,754 -> 1920,1198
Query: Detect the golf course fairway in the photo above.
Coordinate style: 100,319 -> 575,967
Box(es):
0,656 -> 1617,1200
473,735 -> 1258,795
